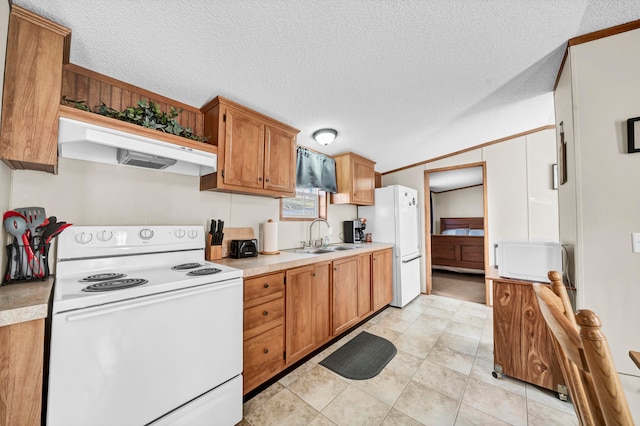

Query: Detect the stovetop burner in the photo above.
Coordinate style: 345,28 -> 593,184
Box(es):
186,268 -> 222,276
80,273 -> 127,282
82,278 -> 149,292
171,263 -> 203,270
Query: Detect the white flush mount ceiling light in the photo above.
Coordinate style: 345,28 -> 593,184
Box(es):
313,128 -> 337,146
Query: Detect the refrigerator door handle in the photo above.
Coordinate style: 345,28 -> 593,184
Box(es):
402,255 -> 422,263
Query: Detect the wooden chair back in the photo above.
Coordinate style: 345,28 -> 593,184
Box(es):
532,271 -> 634,426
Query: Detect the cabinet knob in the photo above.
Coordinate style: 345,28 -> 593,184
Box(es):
265,177 -> 270,182
263,348 -> 269,354
258,177 -> 263,181
263,310 -> 268,316
312,272 -> 316,277
264,283 -> 269,288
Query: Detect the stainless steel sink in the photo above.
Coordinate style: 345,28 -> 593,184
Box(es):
284,245 -> 359,255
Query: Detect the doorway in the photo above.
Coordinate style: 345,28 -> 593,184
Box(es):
423,162 -> 489,304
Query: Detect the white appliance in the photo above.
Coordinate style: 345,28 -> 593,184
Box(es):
359,185 -> 421,307
497,240 -> 563,282
47,226 -> 243,426
58,117 -> 217,176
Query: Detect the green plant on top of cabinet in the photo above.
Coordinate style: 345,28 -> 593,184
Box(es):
331,152 -> 376,206
0,6 -> 71,173
200,96 -> 299,198
285,262 -> 331,365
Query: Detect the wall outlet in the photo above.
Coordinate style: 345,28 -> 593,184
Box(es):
632,233 -> 640,253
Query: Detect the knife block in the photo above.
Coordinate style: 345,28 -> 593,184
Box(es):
205,234 -> 222,261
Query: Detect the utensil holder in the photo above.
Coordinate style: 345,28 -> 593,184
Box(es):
205,234 -> 222,261
3,241 -> 51,285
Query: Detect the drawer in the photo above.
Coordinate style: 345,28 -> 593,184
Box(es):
244,272 -> 285,305
243,324 -> 285,393
243,298 -> 284,340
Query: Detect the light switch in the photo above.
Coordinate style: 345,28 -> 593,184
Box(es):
632,233 -> 640,253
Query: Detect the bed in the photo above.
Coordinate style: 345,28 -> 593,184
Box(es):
431,217 -> 485,272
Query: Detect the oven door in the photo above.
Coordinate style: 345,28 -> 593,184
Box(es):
46,278 -> 243,426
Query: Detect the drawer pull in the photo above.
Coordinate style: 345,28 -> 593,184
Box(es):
312,272 -> 316,277
263,310 -> 268,316
263,348 -> 269,354
263,283 -> 269,288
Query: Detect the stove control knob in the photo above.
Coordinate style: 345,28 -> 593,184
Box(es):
175,229 -> 186,239
139,228 -> 154,240
187,229 -> 198,239
75,232 -> 93,244
96,230 -> 113,242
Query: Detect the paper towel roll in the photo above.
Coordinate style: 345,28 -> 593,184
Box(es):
263,219 -> 279,254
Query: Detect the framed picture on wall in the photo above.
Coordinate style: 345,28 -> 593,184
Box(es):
627,117 -> 640,153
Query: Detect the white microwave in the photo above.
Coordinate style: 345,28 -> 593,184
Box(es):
497,240 -> 563,283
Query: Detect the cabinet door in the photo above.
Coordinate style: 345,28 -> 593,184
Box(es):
357,253 -> 372,318
285,265 -> 315,363
332,257 -> 360,335
222,107 -> 265,189
0,8 -> 70,172
286,263 -> 331,364
264,124 -> 296,194
372,249 -> 393,311
352,156 -> 375,205
493,281 -> 524,380
313,263 -> 332,347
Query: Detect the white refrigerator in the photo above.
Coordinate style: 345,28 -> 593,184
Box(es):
359,185 -> 421,307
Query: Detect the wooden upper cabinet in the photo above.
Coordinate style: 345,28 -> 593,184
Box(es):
200,96 -> 299,198
264,124 -> 297,193
331,152 -> 376,206
0,6 -> 71,173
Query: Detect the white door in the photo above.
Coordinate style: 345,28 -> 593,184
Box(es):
47,279 -> 243,426
396,186 -> 420,258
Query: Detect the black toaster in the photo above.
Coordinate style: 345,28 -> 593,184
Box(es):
229,239 -> 258,259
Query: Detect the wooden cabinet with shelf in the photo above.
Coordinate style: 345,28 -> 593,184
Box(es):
491,272 -> 565,394
285,262 -> 331,365
372,248 -> 393,311
331,152 -> 376,206
0,5 -> 71,173
200,96 -> 299,198
242,272 -> 286,394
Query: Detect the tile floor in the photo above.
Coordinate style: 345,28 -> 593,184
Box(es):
240,294 -> 578,426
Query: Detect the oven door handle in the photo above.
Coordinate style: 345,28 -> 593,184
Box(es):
63,279 -> 241,322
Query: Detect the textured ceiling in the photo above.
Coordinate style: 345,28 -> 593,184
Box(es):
13,0 -> 640,173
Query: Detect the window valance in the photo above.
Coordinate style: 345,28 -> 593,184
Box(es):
295,147 -> 337,193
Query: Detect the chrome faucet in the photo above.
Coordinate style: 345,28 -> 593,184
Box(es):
309,218 -> 332,247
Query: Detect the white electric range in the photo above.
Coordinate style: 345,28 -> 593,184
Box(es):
47,225 -> 243,426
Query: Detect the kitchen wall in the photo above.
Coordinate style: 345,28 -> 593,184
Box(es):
432,186 -> 484,233
383,127 -> 559,293
0,0 -> 11,272
555,26 -> 640,417
9,158 -> 357,269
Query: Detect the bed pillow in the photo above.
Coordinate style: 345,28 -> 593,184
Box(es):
442,228 -> 469,236
468,229 -> 484,236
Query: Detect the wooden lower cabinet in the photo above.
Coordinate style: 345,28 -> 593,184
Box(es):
372,249 -> 393,311
242,272 -> 286,394
285,262 -> 331,365
0,319 -> 45,426
357,253 -> 372,318
243,249 -> 393,393
332,256 -> 360,335
492,277 -> 565,393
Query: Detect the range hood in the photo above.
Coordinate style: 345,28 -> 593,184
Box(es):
57,117 -> 217,176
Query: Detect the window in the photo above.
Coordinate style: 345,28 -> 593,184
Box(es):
280,187 -> 327,221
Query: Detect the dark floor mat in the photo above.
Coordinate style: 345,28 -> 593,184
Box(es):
319,331 -> 397,380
